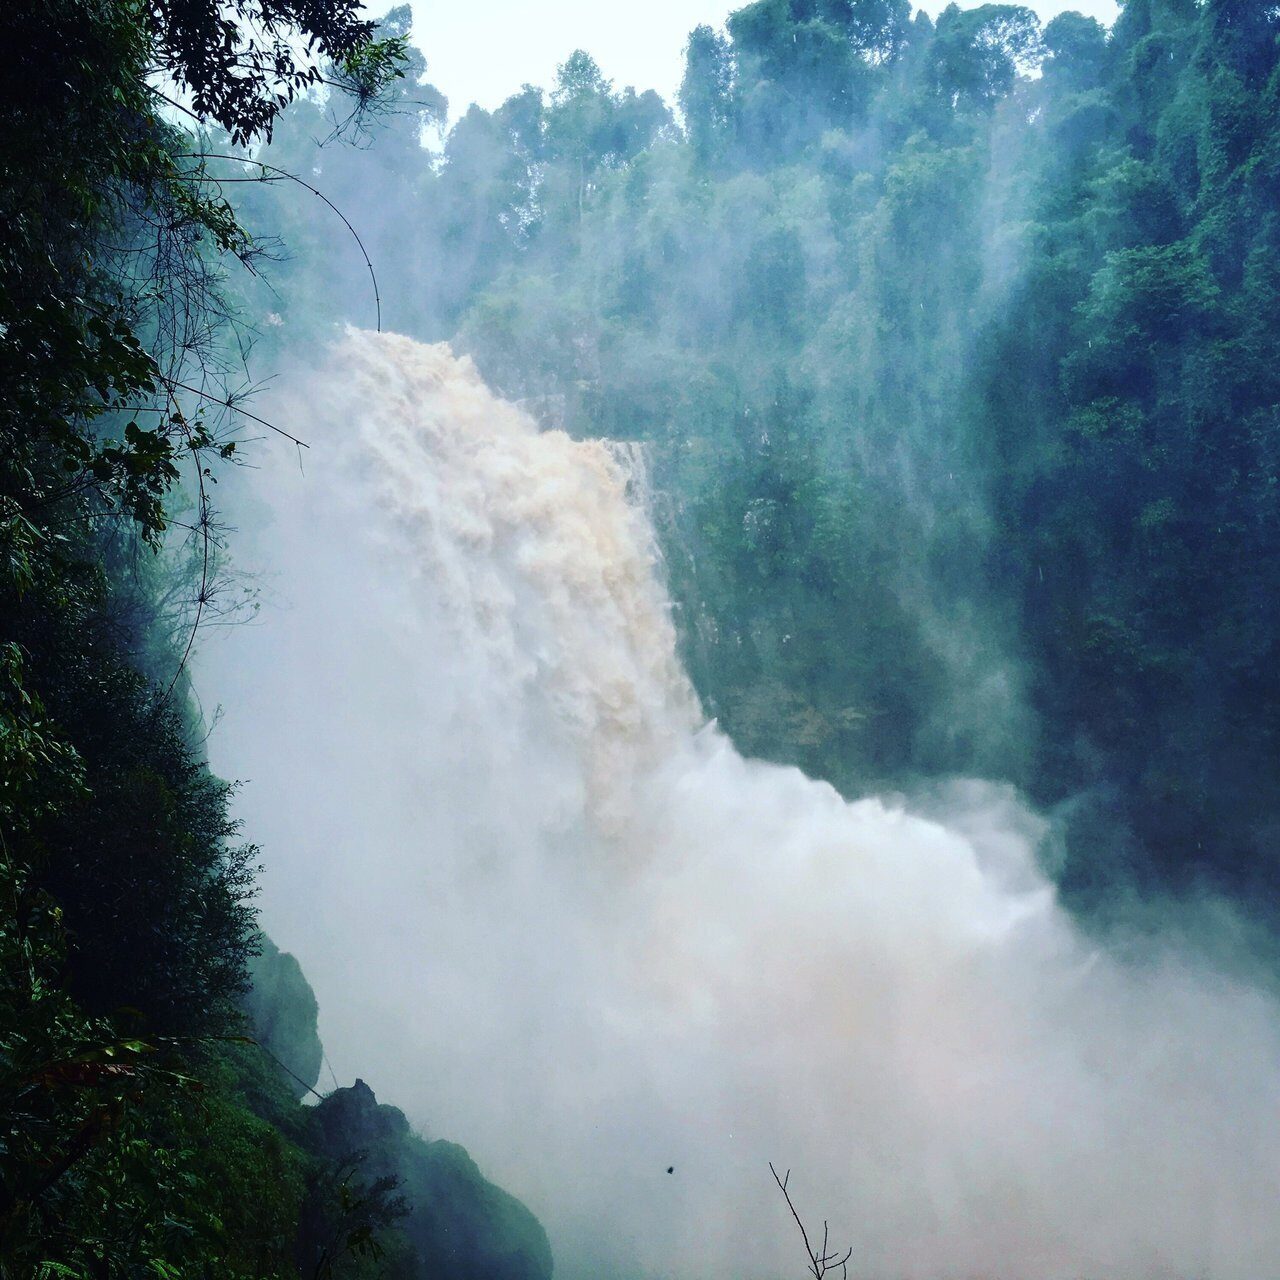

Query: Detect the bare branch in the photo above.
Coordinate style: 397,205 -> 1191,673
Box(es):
770,1163 -> 854,1280
160,375 -> 310,450
178,152 -> 382,331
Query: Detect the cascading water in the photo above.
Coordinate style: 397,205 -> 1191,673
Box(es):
203,329 -> 1280,1280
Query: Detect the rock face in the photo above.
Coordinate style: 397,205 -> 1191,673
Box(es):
240,945 -> 552,1279
312,1080 -> 555,1280
241,933 -> 324,1098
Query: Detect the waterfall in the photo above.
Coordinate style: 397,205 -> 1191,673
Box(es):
203,329 -> 1280,1280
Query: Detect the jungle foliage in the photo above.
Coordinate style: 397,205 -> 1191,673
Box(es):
0,1 -> 549,1275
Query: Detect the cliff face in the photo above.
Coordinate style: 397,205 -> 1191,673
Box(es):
240,949 -> 552,1279
243,933 -> 325,1098
311,1080 -> 554,1280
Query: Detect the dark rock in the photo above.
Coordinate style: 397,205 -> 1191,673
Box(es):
310,1080 -> 554,1280
241,932 -> 323,1098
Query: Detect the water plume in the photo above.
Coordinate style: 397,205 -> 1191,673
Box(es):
203,329 -> 1280,1280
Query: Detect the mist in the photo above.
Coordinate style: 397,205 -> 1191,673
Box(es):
201,330 -> 1280,1280
189,2 -> 1280,1275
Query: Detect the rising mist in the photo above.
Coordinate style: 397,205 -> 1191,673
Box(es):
202,330 -> 1280,1280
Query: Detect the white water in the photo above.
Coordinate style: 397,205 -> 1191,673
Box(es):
203,330 -> 1280,1280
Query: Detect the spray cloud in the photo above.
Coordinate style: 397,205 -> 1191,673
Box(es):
203,330 -> 1280,1280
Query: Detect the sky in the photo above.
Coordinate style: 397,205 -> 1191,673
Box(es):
406,0 -> 1122,123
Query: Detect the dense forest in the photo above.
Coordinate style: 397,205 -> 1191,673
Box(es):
4,0 -> 1280,1275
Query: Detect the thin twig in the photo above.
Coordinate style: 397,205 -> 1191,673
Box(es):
160,376 -> 310,449
178,152 -> 382,331
770,1163 -> 853,1280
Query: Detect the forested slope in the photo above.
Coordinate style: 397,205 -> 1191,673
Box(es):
0,2 -> 551,1274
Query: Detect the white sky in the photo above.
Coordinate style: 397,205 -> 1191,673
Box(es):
406,0 -> 1121,122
